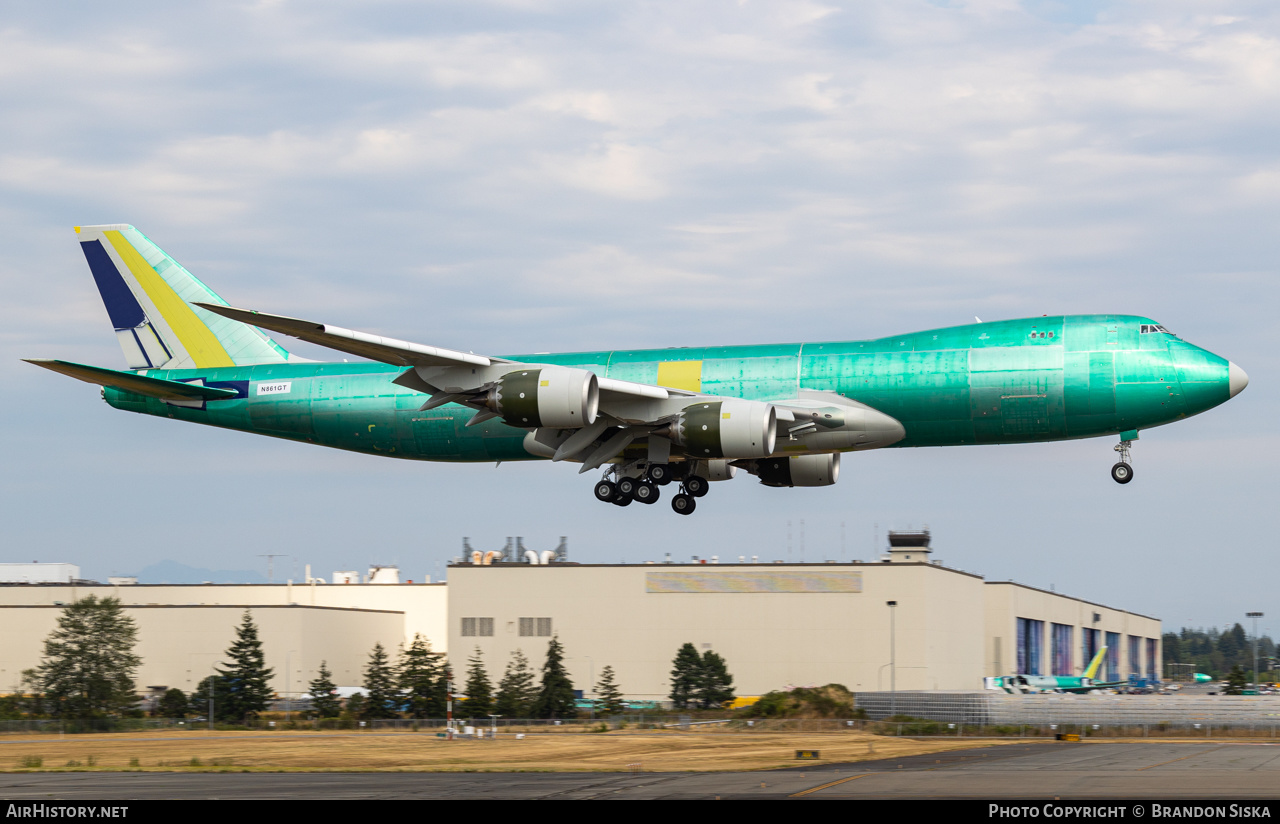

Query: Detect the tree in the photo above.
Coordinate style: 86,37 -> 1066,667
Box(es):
696,650 -> 735,709
308,662 -> 342,719
595,665 -> 625,716
157,688 -> 188,718
344,692 -> 366,720
30,595 -> 141,718
462,648 -> 493,718
1225,664 -> 1249,695
361,642 -> 402,719
532,637 -> 576,719
215,611 -> 275,721
494,649 -> 537,718
189,675 -> 230,720
669,643 -> 703,709
399,634 -> 447,718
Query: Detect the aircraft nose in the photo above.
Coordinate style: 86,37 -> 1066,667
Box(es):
1229,362 -> 1249,398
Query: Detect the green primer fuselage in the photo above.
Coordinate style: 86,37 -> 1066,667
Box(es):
104,315 -> 1232,462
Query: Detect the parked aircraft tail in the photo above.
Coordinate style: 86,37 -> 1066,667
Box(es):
1083,646 -> 1109,680
75,225 -> 295,370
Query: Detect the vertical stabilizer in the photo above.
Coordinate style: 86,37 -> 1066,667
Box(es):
1083,646 -> 1108,680
75,225 -> 293,370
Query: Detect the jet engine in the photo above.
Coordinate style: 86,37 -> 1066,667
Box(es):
755,453 -> 840,487
670,400 -> 777,459
485,367 -> 599,428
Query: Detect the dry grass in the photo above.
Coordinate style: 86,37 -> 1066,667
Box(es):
0,729 -> 1007,773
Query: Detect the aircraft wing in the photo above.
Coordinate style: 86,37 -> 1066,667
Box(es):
197,303 -> 693,405
198,304 -> 902,472
195,304 -> 506,369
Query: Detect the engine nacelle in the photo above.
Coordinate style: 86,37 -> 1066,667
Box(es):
672,399 -> 777,459
756,453 -> 840,487
487,367 -> 599,429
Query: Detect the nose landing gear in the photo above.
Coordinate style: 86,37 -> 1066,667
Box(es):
1111,435 -> 1136,484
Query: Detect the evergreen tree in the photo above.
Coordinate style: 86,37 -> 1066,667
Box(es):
595,665 -> 625,715
399,634 -> 447,718
190,675 -> 231,720
532,637 -> 576,719
494,649 -> 537,718
308,662 -> 342,719
216,611 -> 275,721
462,647 -> 493,719
669,643 -> 703,709
344,692 -> 366,719
361,642 -> 402,719
31,595 -> 141,718
157,688 -> 188,718
696,650 -> 735,709
1225,664 -> 1249,695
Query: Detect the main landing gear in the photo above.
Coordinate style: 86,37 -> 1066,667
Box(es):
1111,437 -> 1135,484
592,463 -> 710,515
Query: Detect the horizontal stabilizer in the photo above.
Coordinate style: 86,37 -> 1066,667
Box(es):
24,359 -> 238,402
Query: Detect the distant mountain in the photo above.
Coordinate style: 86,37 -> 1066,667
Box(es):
135,560 -> 270,585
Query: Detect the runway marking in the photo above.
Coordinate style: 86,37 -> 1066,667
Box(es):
1136,745 -> 1227,771
790,773 -> 870,797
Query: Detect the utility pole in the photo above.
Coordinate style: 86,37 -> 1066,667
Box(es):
887,600 -> 898,718
1247,612 -> 1264,690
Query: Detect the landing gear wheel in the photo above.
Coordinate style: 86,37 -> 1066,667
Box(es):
684,475 -> 709,498
1111,462 -> 1134,484
647,463 -> 674,486
612,494 -> 633,506
633,482 -> 660,505
617,477 -> 639,498
671,493 -> 696,515
594,480 -> 617,502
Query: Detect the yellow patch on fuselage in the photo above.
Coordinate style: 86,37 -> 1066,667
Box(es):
103,230 -> 234,369
657,360 -> 703,393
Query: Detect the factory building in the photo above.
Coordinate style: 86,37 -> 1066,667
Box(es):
447,533 -> 1160,699
0,574 -> 445,697
0,533 -> 1160,702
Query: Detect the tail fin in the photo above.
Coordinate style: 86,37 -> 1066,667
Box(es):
75,224 -> 294,370
1083,646 -> 1108,680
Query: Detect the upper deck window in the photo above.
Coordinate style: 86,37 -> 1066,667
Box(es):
1140,324 -> 1172,335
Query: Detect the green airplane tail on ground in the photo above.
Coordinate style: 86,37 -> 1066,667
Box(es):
74,224 -> 300,371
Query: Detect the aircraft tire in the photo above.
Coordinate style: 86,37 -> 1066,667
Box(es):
612,492 -> 633,506
647,463 -> 674,486
1110,462 -> 1134,484
634,482 -> 660,505
617,477 -> 639,498
594,480 -> 618,502
685,476 -> 709,497
671,493 -> 696,515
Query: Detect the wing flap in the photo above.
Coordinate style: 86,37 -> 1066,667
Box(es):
24,359 -> 238,401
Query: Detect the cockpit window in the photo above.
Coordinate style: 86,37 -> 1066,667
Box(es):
1140,324 -> 1172,335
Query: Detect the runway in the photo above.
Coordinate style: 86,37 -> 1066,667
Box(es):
2,741 -> 1280,799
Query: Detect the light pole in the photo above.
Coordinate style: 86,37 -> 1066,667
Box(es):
887,600 -> 898,718
1247,612 -> 1264,691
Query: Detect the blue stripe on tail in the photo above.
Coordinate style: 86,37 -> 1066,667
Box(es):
81,240 -> 145,330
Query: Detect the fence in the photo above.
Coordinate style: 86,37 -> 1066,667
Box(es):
5,692 -> 1280,738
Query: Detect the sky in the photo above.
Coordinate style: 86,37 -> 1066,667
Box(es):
1,0 -> 1276,635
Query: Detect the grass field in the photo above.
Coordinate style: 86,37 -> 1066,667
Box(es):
0,729 -> 1005,773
